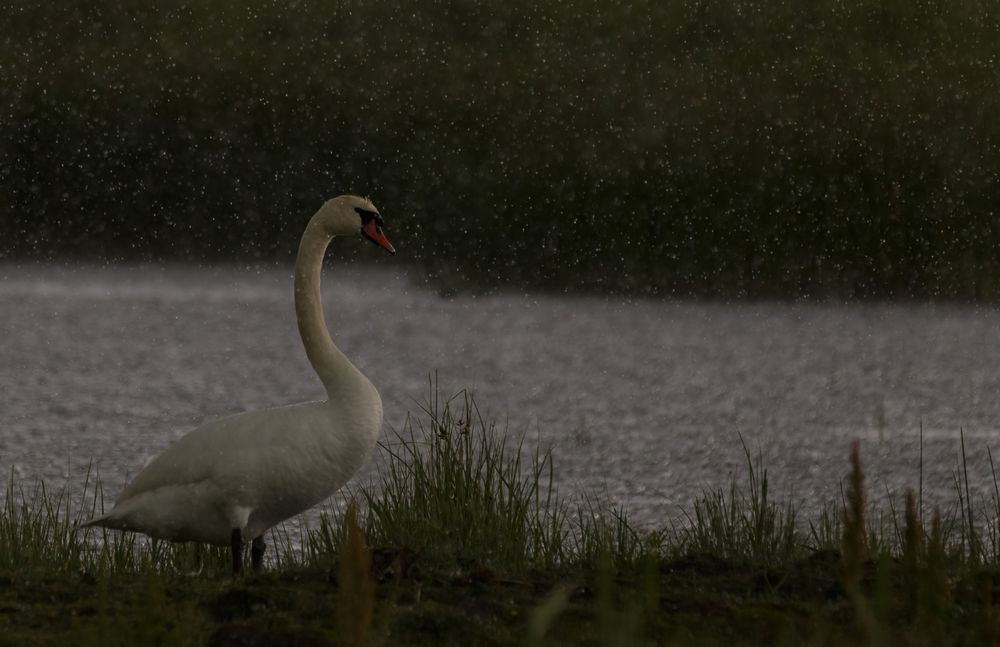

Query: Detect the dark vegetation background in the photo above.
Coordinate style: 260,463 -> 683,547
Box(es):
2,0 -> 998,299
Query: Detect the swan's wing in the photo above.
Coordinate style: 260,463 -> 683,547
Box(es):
114,402 -> 325,504
82,395 -> 381,544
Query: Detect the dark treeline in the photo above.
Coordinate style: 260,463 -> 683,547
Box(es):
2,0 -> 999,299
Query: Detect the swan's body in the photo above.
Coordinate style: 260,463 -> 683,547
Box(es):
83,195 -> 396,569
91,396 -> 379,545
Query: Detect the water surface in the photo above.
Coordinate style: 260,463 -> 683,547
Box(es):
2,263 -> 999,525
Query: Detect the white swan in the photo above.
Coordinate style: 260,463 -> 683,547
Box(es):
83,195 -> 396,573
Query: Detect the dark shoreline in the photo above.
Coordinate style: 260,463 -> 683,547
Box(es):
4,1 -> 999,301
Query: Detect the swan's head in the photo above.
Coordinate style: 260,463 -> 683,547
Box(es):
316,195 -> 396,255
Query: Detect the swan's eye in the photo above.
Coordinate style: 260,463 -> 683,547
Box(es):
354,207 -> 381,227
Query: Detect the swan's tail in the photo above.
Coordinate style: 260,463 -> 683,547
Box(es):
76,513 -> 120,531
76,515 -> 105,529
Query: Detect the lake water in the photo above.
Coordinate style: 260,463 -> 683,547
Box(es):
2,262 -> 1000,527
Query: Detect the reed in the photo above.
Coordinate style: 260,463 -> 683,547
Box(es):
335,500 -> 377,647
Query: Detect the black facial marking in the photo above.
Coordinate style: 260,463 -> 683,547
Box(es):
354,207 -> 384,227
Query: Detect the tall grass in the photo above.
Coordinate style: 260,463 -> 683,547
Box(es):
10,388 -> 1000,644
8,386 -> 1000,595
0,472 -> 93,573
353,386 -> 568,571
0,417 -> 997,585
305,383 -> 669,574
569,496 -> 660,571
679,437 -> 797,567
0,467 -> 233,577
304,387 -> 1000,582
16,384 -> 1000,646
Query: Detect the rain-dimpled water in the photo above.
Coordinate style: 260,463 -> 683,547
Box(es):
2,263 -> 999,528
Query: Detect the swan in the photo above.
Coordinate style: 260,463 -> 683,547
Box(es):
82,195 -> 396,573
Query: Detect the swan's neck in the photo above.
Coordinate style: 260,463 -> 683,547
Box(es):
294,219 -> 359,396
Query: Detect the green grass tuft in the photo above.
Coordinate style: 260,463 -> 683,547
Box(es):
680,437 -> 798,568
353,384 -> 568,572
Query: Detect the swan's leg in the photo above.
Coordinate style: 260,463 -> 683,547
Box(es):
251,536 -> 266,572
231,528 -> 244,574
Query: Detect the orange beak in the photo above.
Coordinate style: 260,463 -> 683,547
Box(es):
361,220 -> 396,255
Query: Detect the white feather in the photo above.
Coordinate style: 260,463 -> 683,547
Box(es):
82,195 -> 389,546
